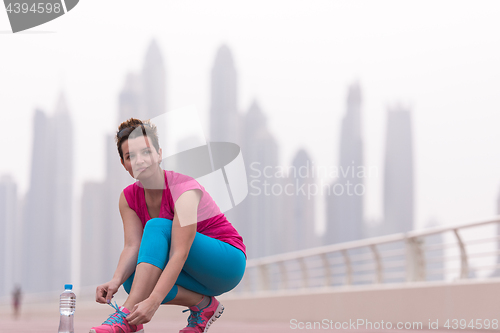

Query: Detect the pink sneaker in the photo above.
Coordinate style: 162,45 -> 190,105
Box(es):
89,302 -> 144,333
179,296 -> 224,333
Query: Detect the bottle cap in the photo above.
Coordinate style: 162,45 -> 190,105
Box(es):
64,284 -> 73,290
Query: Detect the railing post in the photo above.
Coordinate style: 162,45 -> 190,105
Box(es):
257,264 -> 270,291
370,244 -> 382,283
298,257 -> 309,289
406,237 -> 425,282
321,253 -> 332,287
278,261 -> 288,290
242,271 -> 251,293
341,250 -> 352,285
453,229 -> 469,279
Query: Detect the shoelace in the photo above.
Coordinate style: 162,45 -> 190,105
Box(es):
182,308 -> 204,327
103,301 -> 128,326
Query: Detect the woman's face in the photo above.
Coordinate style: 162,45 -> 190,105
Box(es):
120,135 -> 162,180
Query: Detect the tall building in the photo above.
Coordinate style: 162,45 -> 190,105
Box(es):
142,39 -> 167,119
286,149 -> 317,251
50,95 -> 74,291
80,181 -> 107,286
80,133 -> 127,286
23,109 -> 51,293
239,100 -> 281,258
324,82 -> 365,244
23,94 -> 74,293
208,44 -> 242,250
208,45 -> 286,257
383,104 -> 414,234
118,39 -> 166,124
0,175 -> 18,297
210,44 -> 240,144
119,73 -> 143,122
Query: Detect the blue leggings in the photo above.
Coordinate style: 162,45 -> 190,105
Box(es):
123,218 -> 246,303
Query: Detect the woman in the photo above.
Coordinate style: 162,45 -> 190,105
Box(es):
90,118 -> 247,333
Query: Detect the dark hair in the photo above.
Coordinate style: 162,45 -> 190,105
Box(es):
115,118 -> 160,161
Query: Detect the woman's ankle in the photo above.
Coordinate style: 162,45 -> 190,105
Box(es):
193,295 -> 210,309
121,302 -> 131,310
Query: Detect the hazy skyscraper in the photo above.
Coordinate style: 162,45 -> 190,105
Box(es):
50,94 -> 74,291
142,39 -> 167,119
80,133 -> 127,286
103,133 -> 128,274
239,100 -> 281,258
210,44 -> 240,144
23,95 -> 74,293
118,40 -> 166,123
383,105 -> 414,234
119,73 -> 143,122
287,149 -> 317,251
23,109 -> 52,293
0,175 -> 18,297
324,82 -> 365,244
80,181 -> 107,286
208,44 -> 245,253
112,69 -> 144,195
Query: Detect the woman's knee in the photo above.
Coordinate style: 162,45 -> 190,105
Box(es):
144,218 -> 173,237
139,218 -> 174,267
217,254 -> 246,294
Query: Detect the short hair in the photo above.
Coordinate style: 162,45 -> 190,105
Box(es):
115,118 -> 160,162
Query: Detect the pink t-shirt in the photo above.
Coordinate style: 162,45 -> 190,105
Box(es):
123,169 -> 246,258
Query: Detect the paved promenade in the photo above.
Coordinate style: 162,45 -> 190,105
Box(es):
0,315 -> 290,333
0,300 -> 487,333
0,300 -> 290,333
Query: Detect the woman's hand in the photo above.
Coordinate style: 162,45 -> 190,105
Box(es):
126,297 -> 161,325
95,279 -> 121,304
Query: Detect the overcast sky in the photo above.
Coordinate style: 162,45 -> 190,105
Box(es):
1,1 -> 500,240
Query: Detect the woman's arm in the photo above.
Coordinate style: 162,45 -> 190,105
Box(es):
95,191 -> 143,303
126,189 -> 201,324
113,191 -> 144,283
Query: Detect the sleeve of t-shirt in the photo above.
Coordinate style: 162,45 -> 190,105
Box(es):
168,173 -> 204,206
123,183 -> 136,211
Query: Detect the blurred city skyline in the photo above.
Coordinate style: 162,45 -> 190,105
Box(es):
1,1 -> 500,233
2,2 -> 500,299
0,40 -> 421,294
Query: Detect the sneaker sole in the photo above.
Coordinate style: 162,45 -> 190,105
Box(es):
89,329 -> 144,333
203,302 -> 224,333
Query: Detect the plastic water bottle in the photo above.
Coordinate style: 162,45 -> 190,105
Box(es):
58,284 -> 76,333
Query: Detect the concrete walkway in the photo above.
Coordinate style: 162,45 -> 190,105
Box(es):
0,301 -> 290,333
0,300 -> 485,333
0,316 -> 290,333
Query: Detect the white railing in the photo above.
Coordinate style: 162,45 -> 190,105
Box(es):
3,217 -> 500,305
231,216 -> 500,295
